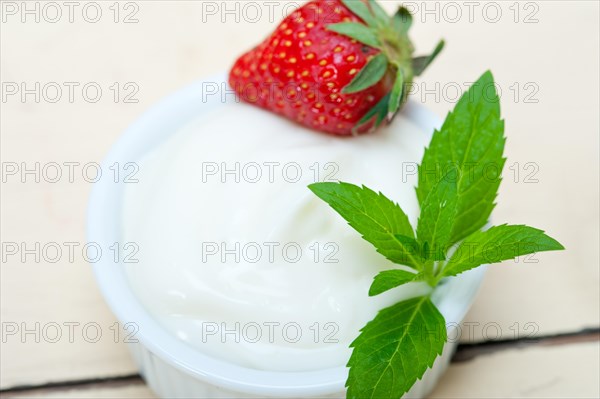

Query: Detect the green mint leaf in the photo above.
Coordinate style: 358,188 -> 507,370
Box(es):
347,296 -> 446,398
416,70 -> 505,244
394,234 -> 443,262
392,6 -> 412,34
393,234 -> 420,255
342,53 -> 389,94
412,40 -> 445,76
369,269 -> 419,296
308,71 -> 565,399
327,22 -> 380,48
387,67 -> 405,117
308,182 -> 421,269
367,0 -> 390,26
442,224 -> 565,278
416,176 -> 458,261
341,0 -> 379,27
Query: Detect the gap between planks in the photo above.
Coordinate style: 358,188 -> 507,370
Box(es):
1,328 -> 598,397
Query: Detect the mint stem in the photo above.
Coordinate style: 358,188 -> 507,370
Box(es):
423,261 -> 437,287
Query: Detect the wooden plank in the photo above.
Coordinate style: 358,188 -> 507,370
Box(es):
432,341 -> 600,398
3,341 -> 597,398
0,379 -> 154,399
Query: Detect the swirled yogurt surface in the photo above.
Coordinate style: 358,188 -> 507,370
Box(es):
122,101 -> 431,372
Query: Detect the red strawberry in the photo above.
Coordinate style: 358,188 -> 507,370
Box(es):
229,0 -> 443,136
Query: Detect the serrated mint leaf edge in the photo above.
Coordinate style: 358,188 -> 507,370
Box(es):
369,269 -> 420,296
442,224 -> 565,278
308,182 -> 422,269
346,296 -> 447,399
416,70 -> 506,245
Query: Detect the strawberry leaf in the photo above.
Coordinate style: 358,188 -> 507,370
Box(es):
341,0 -> 379,28
342,53 -> 389,94
367,0 -> 391,26
355,93 -> 391,133
387,67 -> 405,117
369,269 -> 419,296
412,40 -> 445,76
327,22 -> 380,48
346,296 -> 446,399
392,6 -> 413,34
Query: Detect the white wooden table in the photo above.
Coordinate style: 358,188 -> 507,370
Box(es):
1,1 -> 598,397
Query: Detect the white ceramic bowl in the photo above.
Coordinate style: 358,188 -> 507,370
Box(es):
87,74 -> 486,399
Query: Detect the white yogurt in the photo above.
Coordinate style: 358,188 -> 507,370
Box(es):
122,102 -> 431,372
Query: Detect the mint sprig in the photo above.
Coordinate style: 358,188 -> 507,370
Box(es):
309,71 -> 564,398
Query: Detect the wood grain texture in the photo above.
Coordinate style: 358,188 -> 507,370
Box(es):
432,341 -> 600,398
1,0 -> 598,394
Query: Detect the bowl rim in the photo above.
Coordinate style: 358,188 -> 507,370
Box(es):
87,74 -> 487,397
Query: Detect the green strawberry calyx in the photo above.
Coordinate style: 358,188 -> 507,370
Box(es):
327,0 -> 444,133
